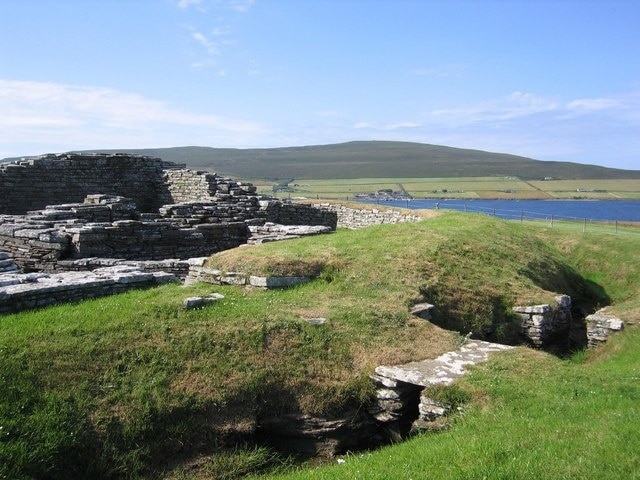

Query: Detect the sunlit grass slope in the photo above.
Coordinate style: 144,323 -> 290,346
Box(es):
262,328 -> 640,480
1,212 -> 637,479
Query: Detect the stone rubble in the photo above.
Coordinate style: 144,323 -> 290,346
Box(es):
0,251 -> 19,274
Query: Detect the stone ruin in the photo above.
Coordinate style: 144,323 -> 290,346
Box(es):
0,153 -> 336,313
0,153 -> 335,268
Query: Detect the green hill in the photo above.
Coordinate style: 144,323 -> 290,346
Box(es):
54,141 -> 640,180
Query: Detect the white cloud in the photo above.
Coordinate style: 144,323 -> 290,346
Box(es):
177,0 -> 254,13
191,31 -> 220,55
0,79 -> 267,155
567,98 -> 621,111
429,91 -> 559,126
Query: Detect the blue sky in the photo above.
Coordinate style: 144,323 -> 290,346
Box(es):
1,0 -> 638,170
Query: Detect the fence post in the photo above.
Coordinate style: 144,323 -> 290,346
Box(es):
551,214 -> 554,228
521,210 -> 524,223
464,203 -> 467,212
493,208 -> 496,216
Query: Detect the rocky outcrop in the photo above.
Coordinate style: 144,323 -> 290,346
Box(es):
182,293 -> 225,309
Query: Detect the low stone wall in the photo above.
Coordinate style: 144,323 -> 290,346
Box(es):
311,203 -> 421,229
265,202 -> 338,229
0,266 -> 176,315
0,251 -> 19,274
56,258 -> 193,279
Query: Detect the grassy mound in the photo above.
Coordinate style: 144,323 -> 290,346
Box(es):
211,212 -> 598,342
1,212 -> 635,479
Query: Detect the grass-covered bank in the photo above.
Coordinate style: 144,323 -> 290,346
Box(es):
261,328 -> 640,480
1,212 -> 638,479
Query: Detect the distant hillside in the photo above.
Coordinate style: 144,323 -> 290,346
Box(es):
7,141 -> 640,180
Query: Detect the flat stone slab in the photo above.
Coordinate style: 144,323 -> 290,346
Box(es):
183,293 -> 225,309
249,275 -> 311,288
375,340 -> 514,387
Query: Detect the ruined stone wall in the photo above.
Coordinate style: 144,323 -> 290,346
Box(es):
162,169 -> 258,204
0,153 -> 181,214
0,197 -> 251,272
264,202 -> 338,229
311,203 -> 421,229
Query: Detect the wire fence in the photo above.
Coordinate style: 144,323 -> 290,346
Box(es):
432,202 -> 640,236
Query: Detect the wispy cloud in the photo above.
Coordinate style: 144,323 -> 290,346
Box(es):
229,0 -> 255,13
0,79 -> 266,154
567,98 -> 621,112
191,31 -> 219,55
176,0 -> 205,11
353,121 -> 422,131
186,25 -> 236,69
429,91 -> 560,126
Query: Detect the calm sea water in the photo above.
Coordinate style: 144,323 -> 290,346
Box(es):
359,199 -> 640,222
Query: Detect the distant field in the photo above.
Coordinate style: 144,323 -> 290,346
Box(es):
251,177 -> 640,200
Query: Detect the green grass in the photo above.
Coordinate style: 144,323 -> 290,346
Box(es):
256,219 -> 640,480
1,211 -> 639,479
254,177 -> 640,200
261,330 -> 640,479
